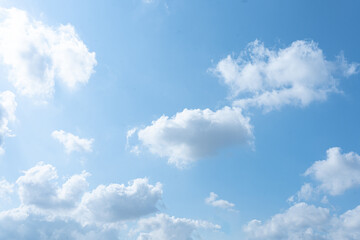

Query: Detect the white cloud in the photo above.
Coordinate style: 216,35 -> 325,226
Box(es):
16,162 -> 89,210
78,178 -> 163,225
133,213 -> 220,240
305,147 -> 360,196
0,7 -> 96,99
213,40 -> 358,111
52,130 -> 94,154
136,106 -> 253,168
244,202 -> 331,240
0,90 -> 16,153
288,183 -> 316,203
0,162 -> 165,239
244,202 -> 360,240
205,192 -> 235,210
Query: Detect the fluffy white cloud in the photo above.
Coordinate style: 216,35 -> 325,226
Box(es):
78,178 -> 163,225
133,213 -> 220,240
245,202 -> 360,240
305,147 -> 360,196
244,202 -> 331,240
0,90 -> 16,153
136,107 -> 253,168
15,163 -> 162,223
16,162 -> 89,210
205,192 -> 235,210
0,162 -> 223,239
52,130 -> 94,154
0,7 -> 96,99
213,40 -> 358,111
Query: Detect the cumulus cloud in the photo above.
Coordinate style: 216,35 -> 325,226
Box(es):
0,162 -> 223,239
305,147 -> 360,196
244,202 -> 331,240
78,178 -> 163,225
15,163 -> 161,223
0,90 -> 16,153
133,213 -> 220,240
205,192 -> 235,210
213,40 -> 358,111
135,107 -> 253,168
16,162 -> 90,210
0,7 -> 96,99
244,202 -> 360,240
52,130 -> 94,154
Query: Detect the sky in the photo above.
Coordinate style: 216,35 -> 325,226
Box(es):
0,0 -> 359,239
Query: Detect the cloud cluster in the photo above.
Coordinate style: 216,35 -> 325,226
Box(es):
214,40 -> 358,111
0,162 -> 219,239
133,213 -> 220,240
52,130 -> 94,154
135,107 -> 253,168
245,202 -> 360,240
247,147 -> 360,239
205,192 -> 235,211
0,7 -> 96,99
129,40 -> 358,167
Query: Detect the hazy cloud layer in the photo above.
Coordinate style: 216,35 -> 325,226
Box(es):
0,91 -> 16,153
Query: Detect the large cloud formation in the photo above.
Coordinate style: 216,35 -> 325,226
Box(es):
135,107 -> 253,168
0,162 -> 219,239
0,7 -> 96,99
130,40 -> 357,167
214,40 -> 358,111
244,202 -> 360,240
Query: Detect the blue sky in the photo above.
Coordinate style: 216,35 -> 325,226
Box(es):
0,0 -> 359,239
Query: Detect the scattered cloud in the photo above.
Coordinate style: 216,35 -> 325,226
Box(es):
52,130 -> 94,154
0,90 -> 16,154
213,40 -> 358,111
305,147 -> 360,196
132,213 -> 220,240
205,192 -> 235,211
0,7 -> 96,100
0,178 -> 13,200
135,107 -> 253,168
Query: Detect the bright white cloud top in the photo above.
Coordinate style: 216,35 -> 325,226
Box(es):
244,202 -> 360,240
135,107 -> 253,168
0,7 -> 96,99
214,40 -> 358,111
205,192 -> 235,210
305,147 -> 360,196
0,162 -> 219,239
52,130 -> 94,154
